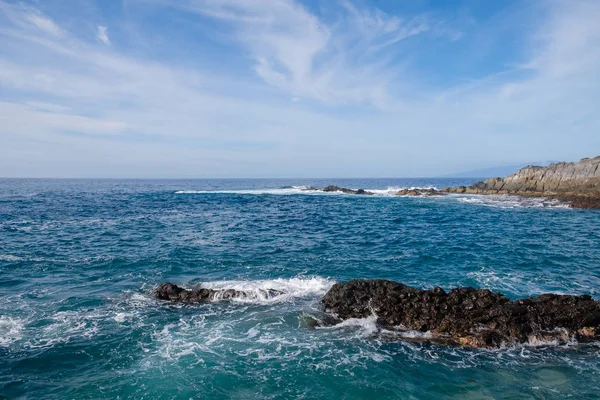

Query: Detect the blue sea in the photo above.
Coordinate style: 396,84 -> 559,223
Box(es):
1,178 -> 600,399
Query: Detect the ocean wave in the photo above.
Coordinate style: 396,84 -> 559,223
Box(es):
193,276 -> 335,304
0,254 -> 23,262
175,188 -> 314,195
0,316 -> 25,346
175,188 -> 575,211
317,315 -> 380,336
174,186 -> 439,197
454,194 -> 570,209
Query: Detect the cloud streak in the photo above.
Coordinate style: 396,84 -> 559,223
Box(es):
174,0 -> 443,107
0,0 -> 599,177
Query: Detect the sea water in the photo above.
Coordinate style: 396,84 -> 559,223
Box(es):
1,178 -> 599,399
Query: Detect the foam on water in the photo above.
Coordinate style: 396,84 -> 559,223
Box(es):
174,188 -> 576,210
2,178 -> 599,398
197,276 -> 335,304
0,316 -> 25,346
318,315 -> 380,336
175,186 -> 441,197
454,194 -> 570,209
0,254 -> 23,262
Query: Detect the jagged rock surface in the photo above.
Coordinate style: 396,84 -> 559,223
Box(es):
321,279 -> 600,348
441,156 -> 600,208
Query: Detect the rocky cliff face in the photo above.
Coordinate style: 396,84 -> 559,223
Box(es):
442,156 -> 600,207
472,156 -> 600,194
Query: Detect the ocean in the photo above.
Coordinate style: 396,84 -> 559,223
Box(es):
1,178 -> 599,399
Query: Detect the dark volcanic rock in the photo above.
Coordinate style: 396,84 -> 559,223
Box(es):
155,283 -> 283,303
396,188 -> 444,197
301,185 -> 374,195
322,185 -> 374,195
321,279 -> 600,348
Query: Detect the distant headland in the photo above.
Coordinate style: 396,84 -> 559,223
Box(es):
306,156 -> 600,209
441,156 -> 600,208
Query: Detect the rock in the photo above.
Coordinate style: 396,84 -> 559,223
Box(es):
155,283 -> 284,303
321,279 -> 600,348
396,188 -> 445,197
320,185 -> 374,195
441,156 -> 600,208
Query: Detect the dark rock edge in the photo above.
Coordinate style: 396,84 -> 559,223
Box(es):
156,280 -> 600,349
321,279 -> 600,348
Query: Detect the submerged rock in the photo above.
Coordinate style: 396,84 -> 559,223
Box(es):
321,279 -> 600,348
155,283 -> 284,303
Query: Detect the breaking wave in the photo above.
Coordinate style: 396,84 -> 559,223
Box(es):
454,194 -> 570,209
189,276 -> 335,304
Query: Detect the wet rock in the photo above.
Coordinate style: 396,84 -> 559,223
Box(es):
321,279 -> 600,348
155,283 -> 284,303
395,188 -> 444,197
320,186 -> 374,195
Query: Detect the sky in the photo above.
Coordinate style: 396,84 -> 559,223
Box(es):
0,0 -> 599,178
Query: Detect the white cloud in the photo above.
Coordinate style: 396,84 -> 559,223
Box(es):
97,25 -> 109,45
25,12 -> 65,37
174,0 -> 437,107
0,0 -> 599,177
0,102 -> 128,136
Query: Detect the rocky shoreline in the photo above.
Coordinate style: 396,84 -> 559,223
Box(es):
303,156 -> 600,208
439,156 -> 600,209
155,280 -> 600,348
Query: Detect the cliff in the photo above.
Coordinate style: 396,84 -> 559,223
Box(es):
442,156 -> 600,208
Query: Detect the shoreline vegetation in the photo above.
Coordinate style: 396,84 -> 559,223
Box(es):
304,156 -> 600,209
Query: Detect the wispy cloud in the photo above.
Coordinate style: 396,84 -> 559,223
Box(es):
25,12 -> 65,37
97,25 -> 110,45
170,0 -> 445,107
0,0 -> 599,177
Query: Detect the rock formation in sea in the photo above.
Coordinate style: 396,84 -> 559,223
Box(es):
442,156 -> 600,208
321,279 -> 600,348
302,185 -> 374,195
155,282 -> 283,302
395,188 -> 443,197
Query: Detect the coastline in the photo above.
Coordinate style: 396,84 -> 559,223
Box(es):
306,156 -> 600,209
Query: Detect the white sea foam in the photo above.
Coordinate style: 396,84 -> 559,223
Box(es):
525,328 -> 577,347
175,186 -> 440,197
0,254 -> 24,261
384,186 -> 440,196
175,188 -> 307,195
317,315 -> 379,336
197,276 -> 335,304
0,316 -> 25,346
454,194 -> 570,209
175,187 -> 574,210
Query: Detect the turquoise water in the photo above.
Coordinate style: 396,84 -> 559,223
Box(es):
1,178 -> 600,399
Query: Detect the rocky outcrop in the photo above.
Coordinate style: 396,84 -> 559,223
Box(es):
303,186 -> 374,195
441,156 -> 600,208
155,283 -> 283,302
395,188 -> 444,197
321,279 -> 600,348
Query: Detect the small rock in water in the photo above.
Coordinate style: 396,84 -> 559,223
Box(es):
155,282 -> 283,303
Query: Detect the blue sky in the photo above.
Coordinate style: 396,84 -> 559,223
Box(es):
0,0 -> 599,178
